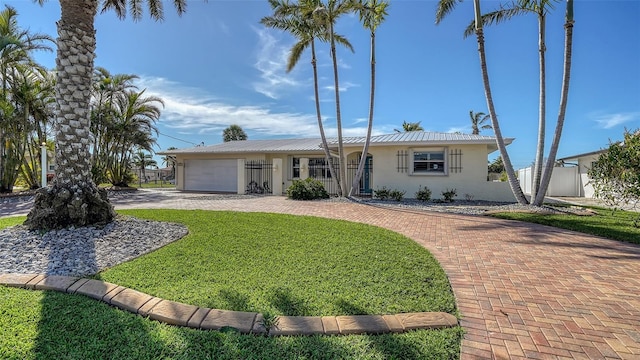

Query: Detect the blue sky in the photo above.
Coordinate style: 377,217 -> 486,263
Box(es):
7,0 -> 640,169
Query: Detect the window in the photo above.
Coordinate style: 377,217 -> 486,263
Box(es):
308,158 -> 332,178
411,148 -> 447,175
291,157 -> 300,179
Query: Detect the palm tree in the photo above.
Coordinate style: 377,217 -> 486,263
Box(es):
349,0 -> 388,197
162,146 -> 177,179
27,0 -> 190,230
106,89 -> 163,186
436,0 -> 528,204
132,150 -> 157,186
463,0 -> 559,201
0,5 -> 53,193
14,66 -> 55,189
469,110 -> 492,135
90,67 -> 139,184
261,0 -> 352,193
533,0 -> 574,206
394,121 -> 424,132
313,0 -> 355,197
222,124 -> 248,142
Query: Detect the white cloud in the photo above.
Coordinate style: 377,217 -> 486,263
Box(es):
136,76 -> 380,141
139,76 -> 316,136
446,126 -> 469,134
252,28 -> 302,99
323,81 -> 359,93
592,112 -> 640,129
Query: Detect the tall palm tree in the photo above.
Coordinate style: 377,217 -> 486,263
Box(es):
533,0 -> 574,206
27,0 -> 189,230
436,0 -> 528,204
469,110 -> 492,135
349,0 -> 388,197
313,0 -> 355,197
463,0 -> 560,201
261,0 -> 352,192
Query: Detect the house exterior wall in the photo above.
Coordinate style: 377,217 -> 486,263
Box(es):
172,143 -> 514,201
346,144 -> 513,202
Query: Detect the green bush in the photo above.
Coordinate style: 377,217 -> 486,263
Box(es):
286,178 -> 329,200
415,186 -> 432,202
390,189 -> 406,201
374,186 -> 391,200
442,188 -> 457,202
375,186 -> 405,201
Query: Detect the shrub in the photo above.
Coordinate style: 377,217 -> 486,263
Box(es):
286,178 -> 329,200
464,193 -> 475,201
442,188 -> 457,202
415,186 -> 432,202
389,189 -> 406,202
374,186 -> 390,200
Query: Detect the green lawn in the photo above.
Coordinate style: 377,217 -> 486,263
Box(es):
0,210 -> 462,360
490,206 -> 640,245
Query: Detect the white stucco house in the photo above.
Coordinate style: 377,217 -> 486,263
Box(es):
518,149 -> 605,198
158,131 -> 516,202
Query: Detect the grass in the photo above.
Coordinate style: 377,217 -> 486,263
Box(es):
490,206 -> 640,245
0,210 -> 462,359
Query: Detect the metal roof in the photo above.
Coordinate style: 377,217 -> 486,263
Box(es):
158,131 -> 512,155
557,149 -> 606,161
334,131 -> 511,146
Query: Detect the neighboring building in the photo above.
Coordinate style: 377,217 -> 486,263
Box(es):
518,149 -> 606,198
159,131 -> 516,202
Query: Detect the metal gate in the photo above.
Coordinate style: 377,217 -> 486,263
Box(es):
245,160 -> 273,194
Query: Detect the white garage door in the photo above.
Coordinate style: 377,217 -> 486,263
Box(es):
184,159 -> 237,192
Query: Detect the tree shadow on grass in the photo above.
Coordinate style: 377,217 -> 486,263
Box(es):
269,287 -> 313,316
219,288 -> 253,312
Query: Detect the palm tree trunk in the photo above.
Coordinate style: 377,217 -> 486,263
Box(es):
26,0 -> 115,230
533,0 -> 574,206
474,0 -> 528,205
329,20 -> 347,197
350,30 -> 376,197
531,12 -> 546,201
311,39 -> 339,187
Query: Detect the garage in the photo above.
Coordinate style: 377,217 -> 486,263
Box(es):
184,159 -> 237,192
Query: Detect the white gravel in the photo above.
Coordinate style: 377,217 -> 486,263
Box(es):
0,216 -> 188,276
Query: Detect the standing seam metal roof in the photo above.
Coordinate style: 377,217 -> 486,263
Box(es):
159,131 -> 510,154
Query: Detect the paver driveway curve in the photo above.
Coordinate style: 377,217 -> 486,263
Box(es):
2,191 -> 640,359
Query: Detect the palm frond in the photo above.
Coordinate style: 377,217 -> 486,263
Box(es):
287,40 -> 310,72
130,0 -> 143,20
463,7 -> 530,38
333,33 -> 354,53
435,0 -> 463,25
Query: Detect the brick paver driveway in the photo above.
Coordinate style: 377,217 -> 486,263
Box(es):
3,190 -> 640,359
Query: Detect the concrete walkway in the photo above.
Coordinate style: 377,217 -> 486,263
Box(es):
2,190 -> 640,359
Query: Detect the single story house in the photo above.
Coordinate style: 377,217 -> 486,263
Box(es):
159,131 -> 516,202
518,149 -> 605,198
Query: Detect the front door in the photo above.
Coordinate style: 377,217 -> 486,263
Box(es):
360,155 -> 373,195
